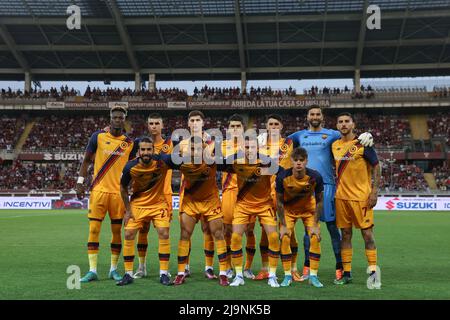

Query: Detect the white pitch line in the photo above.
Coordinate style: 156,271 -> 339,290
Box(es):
0,212 -> 85,219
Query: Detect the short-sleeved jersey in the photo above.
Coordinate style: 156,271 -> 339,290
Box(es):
86,130 -> 135,193
120,158 -> 168,207
288,128 -> 341,185
331,139 -> 379,201
265,137 -> 294,170
223,153 -> 275,206
221,140 -> 240,192
179,163 -> 219,202
154,137 -> 173,195
174,138 -> 219,202
276,167 -> 324,213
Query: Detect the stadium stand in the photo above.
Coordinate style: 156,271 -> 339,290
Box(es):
0,115 -> 26,150
22,115 -> 110,152
433,164 -> 450,191
428,113 -> 450,146
192,86 -> 296,100
380,162 -> 429,192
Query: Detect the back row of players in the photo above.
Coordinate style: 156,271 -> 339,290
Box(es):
75,106 -> 381,289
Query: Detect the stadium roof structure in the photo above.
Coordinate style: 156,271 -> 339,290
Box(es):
0,0 -> 450,82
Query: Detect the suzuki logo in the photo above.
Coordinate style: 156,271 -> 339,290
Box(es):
386,200 -> 395,210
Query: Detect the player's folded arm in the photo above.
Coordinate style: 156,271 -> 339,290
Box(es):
155,153 -> 180,170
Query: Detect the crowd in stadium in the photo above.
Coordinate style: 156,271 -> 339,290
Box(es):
83,86 -> 189,101
303,85 -> 375,99
2,84 -> 450,102
22,115 -> 110,151
432,86 -> 449,98
428,113 -> 450,145
380,162 -> 429,192
0,86 -> 78,100
0,116 -> 26,150
0,161 -> 66,191
433,164 -> 450,191
192,85 -> 297,100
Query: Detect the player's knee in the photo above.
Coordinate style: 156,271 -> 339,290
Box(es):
180,227 -> 192,240
362,230 -> 375,248
212,228 -> 224,241
158,228 -> 170,240
341,228 -> 352,240
89,222 -> 101,235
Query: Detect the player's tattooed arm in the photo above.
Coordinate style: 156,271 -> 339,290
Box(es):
76,151 -> 94,200
368,163 -> 381,208
276,192 -> 291,239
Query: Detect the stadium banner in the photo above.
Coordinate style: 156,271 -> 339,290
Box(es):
109,101 -> 128,109
128,101 -> 168,109
65,102 -> 108,109
0,197 -> 59,210
167,101 -> 187,108
46,101 -> 65,109
375,196 -> 450,211
18,152 -> 84,161
43,153 -> 84,161
188,98 -> 330,109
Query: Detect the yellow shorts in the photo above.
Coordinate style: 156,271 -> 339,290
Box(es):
285,210 -> 316,229
335,198 -> 374,229
88,190 -> 125,221
233,202 -> 276,226
125,203 -> 171,230
180,197 -> 223,223
221,189 -> 237,225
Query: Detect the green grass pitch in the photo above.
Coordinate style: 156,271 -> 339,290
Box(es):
0,209 -> 449,300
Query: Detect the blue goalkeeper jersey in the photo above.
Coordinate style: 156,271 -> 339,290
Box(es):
288,128 -> 341,185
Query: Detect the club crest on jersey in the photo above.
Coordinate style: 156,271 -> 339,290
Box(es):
280,144 -> 288,153
305,184 -> 311,191
349,145 -> 359,154
255,168 -> 262,176
161,144 -> 170,153
202,167 -> 211,176
322,134 -> 328,140
120,141 -> 129,149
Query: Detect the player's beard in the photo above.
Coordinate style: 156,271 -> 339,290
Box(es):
308,120 -> 321,128
141,155 -> 151,164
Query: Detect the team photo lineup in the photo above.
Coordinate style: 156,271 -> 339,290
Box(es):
74,106 -> 381,289
1,0 -> 450,304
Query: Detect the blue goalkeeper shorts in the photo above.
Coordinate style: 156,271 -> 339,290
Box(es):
320,184 -> 336,223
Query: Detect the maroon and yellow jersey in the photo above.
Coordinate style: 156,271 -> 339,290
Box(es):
224,154 -> 275,207
179,163 -> 219,202
276,167 -> 324,213
332,139 -> 379,201
120,158 -> 168,207
154,137 -> 173,196
221,140 -> 240,192
175,137 -> 219,203
266,137 -> 294,170
86,130 -> 135,194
